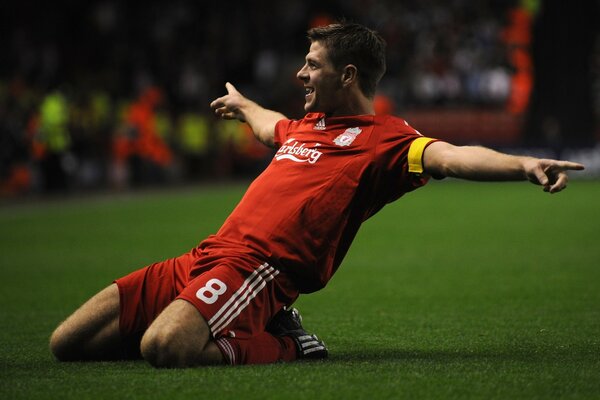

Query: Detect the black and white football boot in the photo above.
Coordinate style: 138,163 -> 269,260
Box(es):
266,307 -> 328,360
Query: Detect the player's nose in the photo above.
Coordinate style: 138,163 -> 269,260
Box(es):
297,64 -> 309,81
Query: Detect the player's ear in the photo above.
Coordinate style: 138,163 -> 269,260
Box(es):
341,65 -> 358,87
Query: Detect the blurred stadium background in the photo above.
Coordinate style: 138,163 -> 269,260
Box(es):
1,0 -> 599,197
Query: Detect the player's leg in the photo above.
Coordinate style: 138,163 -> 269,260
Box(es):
140,299 -> 224,367
139,299 -> 321,367
141,261 -> 299,367
214,306 -> 328,365
265,306 -> 328,359
144,260 -> 325,367
50,251 -> 198,362
50,283 -> 123,361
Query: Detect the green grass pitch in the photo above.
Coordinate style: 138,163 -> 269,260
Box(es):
1,180 -> 599,399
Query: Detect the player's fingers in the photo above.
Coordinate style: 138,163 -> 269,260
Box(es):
215,107 -> 237,120
531,164 -> 549,186
225,82 -> 238,95
544,160 -> 585,173
558,161 -> 585,171
548,171 -> 569,194
216,108 -> 230,118
213,106 -> 227,116
210,97 -> 225,109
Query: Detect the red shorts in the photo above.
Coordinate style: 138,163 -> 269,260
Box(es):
114,248 -> 299,342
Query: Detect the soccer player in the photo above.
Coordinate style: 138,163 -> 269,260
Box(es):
50,22 -> 584,367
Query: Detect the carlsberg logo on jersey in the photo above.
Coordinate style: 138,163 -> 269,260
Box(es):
333,127 -> 362,147
275,139 -> 323,164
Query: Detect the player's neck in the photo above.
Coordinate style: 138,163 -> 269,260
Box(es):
327,92 -> 374,118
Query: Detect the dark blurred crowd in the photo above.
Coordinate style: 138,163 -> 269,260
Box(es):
1,0 -> 597,195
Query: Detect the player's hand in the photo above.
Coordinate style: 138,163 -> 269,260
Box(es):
210,82 -> 247,122
524,158 -> 585,194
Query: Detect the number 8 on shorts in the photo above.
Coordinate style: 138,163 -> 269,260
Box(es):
196,278 -> 228,304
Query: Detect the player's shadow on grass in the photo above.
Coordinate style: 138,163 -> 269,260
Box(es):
331,346 -> 592,364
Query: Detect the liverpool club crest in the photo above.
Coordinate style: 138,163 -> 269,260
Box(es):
333,127 -> 362,147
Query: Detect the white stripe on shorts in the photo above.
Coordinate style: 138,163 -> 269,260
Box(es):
215,338 -> 236,365
208,263 -> 279,335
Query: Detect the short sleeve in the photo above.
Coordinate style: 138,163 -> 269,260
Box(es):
375,117 -> 440,200
407,137 -> 438,174
273,119 -> 294,148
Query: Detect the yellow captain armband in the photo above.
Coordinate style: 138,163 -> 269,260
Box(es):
407,137 -> 436,174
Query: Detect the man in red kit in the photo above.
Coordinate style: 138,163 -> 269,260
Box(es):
50,22 -> 584,367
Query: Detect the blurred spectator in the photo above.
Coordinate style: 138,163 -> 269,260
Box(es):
115,87 -> 173,187
214,119 -> 273,179
502,6 -> 534,114
1,0 -> 597,196
176,112 -> 211,182
374,94 -> 395,115
35,90 -> 72,192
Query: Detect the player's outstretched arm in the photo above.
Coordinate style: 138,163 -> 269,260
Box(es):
422,141 -> 585,193
210,82 -> 287,148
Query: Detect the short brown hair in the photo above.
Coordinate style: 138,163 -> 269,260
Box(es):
307,22 -> 386,98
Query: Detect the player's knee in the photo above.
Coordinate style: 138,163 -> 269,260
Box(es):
49,324 -> 79,361
140,327 -> 183,368
140,299 -> 216,368
140,323 -> 218,368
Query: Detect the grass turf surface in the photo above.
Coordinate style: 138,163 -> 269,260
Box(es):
1,181 -> 599,399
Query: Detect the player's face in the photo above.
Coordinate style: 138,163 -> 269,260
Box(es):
297,41 -> 344,115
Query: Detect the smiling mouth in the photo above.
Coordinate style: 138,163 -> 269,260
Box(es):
305,87 -> 314,97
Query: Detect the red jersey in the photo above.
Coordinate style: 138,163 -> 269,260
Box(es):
199,113 -> 437,293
